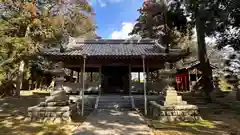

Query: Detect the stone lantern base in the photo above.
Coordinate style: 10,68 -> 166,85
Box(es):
148,87 -> 202,122
27,90 -> 74,123
26,62 -> 74,123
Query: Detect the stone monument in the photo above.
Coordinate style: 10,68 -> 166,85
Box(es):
149,86 -> 202,122
27,62 -> 72,123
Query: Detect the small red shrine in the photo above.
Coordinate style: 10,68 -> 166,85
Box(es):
175,61 -> 217,92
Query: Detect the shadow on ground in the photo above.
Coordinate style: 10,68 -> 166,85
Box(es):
72,109 -> 153,135
146,103 -> 240,135
0,95 -> 82,135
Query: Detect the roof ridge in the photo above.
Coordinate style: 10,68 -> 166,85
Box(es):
76,39 -> 156,44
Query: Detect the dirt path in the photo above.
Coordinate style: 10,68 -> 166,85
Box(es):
73,109 -> 154,135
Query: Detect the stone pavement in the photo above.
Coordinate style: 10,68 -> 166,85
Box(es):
72,109 -> 154,135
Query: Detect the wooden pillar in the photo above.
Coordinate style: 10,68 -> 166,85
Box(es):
176,75 -> 179,91
129,65 -> 132,96
81,54 -> 87,116
90,72 -> 93,82
80,68 -> 83,85
142,55 -> 147,115
146,65 -> 150,95
195,69 -> 198,81
77,71 -> 80,83
138,72 -> 140,82
99,66 -> 102,95
184,73 -> 187,91
188,71 -> 191,91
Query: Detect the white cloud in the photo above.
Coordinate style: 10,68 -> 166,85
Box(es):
96,0 -> 123,7
109,0 -> 122,3
98,0 -> 106,7
110,22 -> 135,39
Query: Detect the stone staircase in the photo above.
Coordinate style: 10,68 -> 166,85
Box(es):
96,95 -> 133,110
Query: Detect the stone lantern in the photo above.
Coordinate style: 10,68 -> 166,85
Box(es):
27,62 -> 72,123
147,62 -> 202,122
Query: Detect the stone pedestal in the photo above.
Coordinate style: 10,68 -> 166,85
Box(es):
163,88 -> 187,105
149,86 -> 202,122
27,62 -> 72,123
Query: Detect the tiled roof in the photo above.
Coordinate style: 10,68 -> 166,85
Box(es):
180,60 -> 218,70
42,39 -> 188,57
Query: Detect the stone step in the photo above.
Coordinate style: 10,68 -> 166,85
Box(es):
98,100 -> 131,102
98,101 -> 132,105
98,103 -> 131,105
98,98 -> 130,100
97,96 -> 132,109
97,105 -> 132,109
98,103 -> 132,106
98,101 -> 131,104
98,101 -> 130,104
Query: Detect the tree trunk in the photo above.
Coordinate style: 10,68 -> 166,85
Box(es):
16,60 -> 25,97
196,15 -> 213,102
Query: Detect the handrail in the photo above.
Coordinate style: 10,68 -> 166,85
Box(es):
191,76 -> 203,91
130,96 -> 136,110
94,95 -> 100,109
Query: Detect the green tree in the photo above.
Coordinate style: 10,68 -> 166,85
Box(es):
131,0 -> 230,101
181,0 -> 229,101
129,0 -> 193,48
0,0 -> 96,96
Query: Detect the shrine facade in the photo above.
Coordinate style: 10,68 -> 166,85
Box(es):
42,39 -> 189,95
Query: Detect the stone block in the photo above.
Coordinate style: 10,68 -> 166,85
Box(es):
149,100 -> 201,122
46,93 -> 69,103
62,112 -> 70,117
28,106 -> 43,112
53,118 -> 62,123
38,101 -> 69,107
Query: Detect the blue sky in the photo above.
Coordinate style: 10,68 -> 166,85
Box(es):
90,0 -> 143,39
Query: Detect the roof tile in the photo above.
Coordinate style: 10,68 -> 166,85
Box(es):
43,39 -> 187,57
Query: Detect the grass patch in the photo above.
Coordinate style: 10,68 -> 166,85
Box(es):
150,120 -> 215,129
219,78 -> 233,91
150,120 -> 229,135
0,119 -> 78,135
218,77 -> 240,92
0,95 -> 84,135
178,120 -> 216,128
